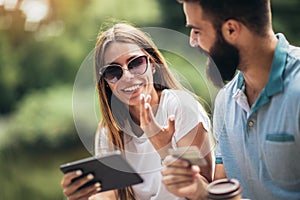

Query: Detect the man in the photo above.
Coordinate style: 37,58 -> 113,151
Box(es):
161,0 -> 300,199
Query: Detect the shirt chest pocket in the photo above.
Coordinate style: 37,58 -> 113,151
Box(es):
263,133 -> 300,191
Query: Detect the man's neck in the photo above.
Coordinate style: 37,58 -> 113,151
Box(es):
239,32 -> 278,106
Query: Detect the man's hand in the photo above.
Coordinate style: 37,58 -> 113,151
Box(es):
161,155 -> 208,200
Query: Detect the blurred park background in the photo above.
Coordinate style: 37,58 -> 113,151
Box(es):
0,0 -> 299,199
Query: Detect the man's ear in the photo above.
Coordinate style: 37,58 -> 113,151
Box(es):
221,19 -> 241,43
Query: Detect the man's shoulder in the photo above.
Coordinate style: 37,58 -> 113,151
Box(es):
214,74 -> 240,106
288,44 -> 300,60
218,74 -> 240,93
285,45 -> 300,82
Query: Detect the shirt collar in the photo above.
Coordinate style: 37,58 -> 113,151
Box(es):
234,33 -> 289,115
236,33 -> 288,96
265,33 -> 288,97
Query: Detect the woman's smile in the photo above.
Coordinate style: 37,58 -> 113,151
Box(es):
122,83 -> 143,93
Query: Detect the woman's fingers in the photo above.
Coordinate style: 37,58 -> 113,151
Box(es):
139,94 -> 175,154
139,94 -> 146,122
68,182 -> 101,200
63,173 -> 94,196
140,94 -> 175,131
165,115 -> 175,133
61,171 -> 101,199
61,170 -> 83,187
139,94 -> 161,136
139,94 -> 148,125
143,94 -> 153,123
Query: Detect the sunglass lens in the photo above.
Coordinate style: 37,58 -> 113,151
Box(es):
103,65 -> 122,83
128,56 -> 147,75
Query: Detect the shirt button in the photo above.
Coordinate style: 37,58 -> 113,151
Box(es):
248,120 -> 254,127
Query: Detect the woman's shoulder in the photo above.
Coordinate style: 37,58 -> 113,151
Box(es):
161,89 -> 195,99
160,89 -> 202,110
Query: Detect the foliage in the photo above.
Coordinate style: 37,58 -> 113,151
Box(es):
271,0 -> 300,46
0,0 -> 299,199
0,85 -> 91,199
0,85 -> 73,148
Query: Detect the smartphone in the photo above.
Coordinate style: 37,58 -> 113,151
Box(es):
60,151 -> 143,192
168,146 -> 207,166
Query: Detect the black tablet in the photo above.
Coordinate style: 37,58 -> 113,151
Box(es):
60,151 -> 143,192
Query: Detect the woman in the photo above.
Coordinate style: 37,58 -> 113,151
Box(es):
61,23 -> 213,200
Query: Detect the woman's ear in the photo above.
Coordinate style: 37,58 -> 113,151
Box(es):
152,69 -> 156,74
221,19 -> 240,44
152,65 -> 156,74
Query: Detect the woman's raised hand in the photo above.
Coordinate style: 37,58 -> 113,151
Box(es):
139,94 -> 175,158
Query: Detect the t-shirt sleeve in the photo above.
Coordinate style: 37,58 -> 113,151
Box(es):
213,89 -> 226,164
165,90 -> 211,146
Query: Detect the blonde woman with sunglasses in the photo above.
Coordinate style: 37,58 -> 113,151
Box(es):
61,23 -> 213,200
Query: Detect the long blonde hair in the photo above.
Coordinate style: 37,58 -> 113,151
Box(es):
94,23 -> 184,199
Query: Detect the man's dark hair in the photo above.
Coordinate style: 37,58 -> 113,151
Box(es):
178,0 -> 271,36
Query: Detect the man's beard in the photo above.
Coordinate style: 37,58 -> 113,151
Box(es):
198,31 -> 240,88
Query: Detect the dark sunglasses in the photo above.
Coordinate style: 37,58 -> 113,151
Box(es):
99,55 -> 149,83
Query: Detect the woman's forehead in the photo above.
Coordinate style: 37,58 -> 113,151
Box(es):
104,42 -> 145,64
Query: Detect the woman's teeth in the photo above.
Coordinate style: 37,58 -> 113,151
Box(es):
123,84 -> 141,92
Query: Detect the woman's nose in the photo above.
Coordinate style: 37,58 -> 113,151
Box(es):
121,68 -> 134,80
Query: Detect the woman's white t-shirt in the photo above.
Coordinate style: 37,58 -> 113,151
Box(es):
95,89 -> 210,200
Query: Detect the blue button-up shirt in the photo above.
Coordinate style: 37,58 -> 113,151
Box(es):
213,33 -> 300,200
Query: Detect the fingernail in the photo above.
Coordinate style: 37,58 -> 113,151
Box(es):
96,187 -> 101,192
76,170 -> 82,175
140,94 -> 145,100
184,161 -> 191,167
145,103 -> 149,109
87,174 -> 94,180
94,182 -> 101,187
192,165 -> 200,172
169,114 -> 175,121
